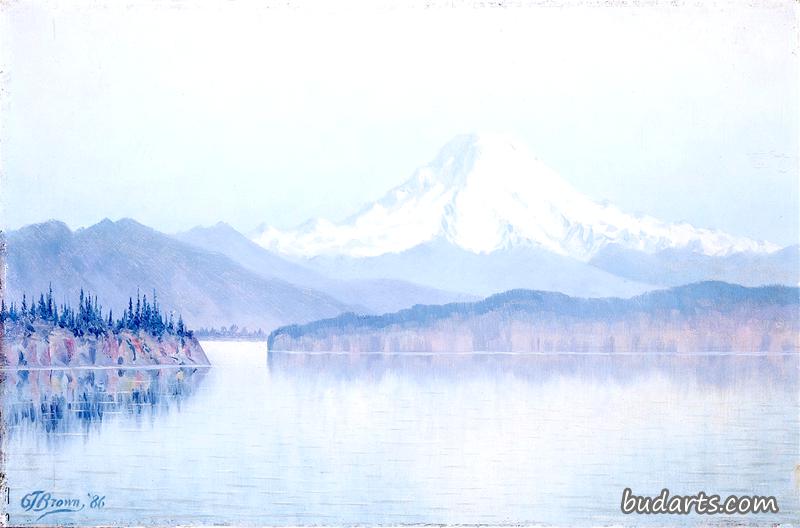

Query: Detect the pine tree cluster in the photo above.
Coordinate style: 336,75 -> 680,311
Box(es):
1,286 -> 191,339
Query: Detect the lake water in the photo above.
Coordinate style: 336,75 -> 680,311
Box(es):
2,341 -> 798,526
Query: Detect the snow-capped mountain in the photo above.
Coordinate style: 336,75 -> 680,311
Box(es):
254,133 -> 779,261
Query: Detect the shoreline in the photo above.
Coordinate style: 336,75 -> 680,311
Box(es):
266,349 -> 800,357
0,364 -> 212,371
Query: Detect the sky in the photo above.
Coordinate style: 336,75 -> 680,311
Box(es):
1,0 -> 798,246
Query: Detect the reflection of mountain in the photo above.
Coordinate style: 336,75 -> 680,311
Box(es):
268,282 -> 800,353
255,134 -> 797,296
1,367 -> 207,436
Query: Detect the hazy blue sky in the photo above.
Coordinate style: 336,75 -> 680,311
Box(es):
2,1 -> 798,246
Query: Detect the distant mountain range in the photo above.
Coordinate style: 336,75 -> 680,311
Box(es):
253,133 -> 797,296
300,239 -> 653,298
3,134 -> 797,332
589,243 -> 800,288
174,222 -> 476,312
268,282 -> 800,353
3,219 -> 473,330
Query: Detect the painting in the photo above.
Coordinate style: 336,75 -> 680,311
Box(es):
1,1 -> 798,526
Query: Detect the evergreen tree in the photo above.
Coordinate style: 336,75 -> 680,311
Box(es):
134,290 -> 141,329
38,293 -> 47,319
3,287 -> 190,340
47,283 -> 54,319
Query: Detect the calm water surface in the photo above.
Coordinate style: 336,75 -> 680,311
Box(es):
2,342 -> 798,526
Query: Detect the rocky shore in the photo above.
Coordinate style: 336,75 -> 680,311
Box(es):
1,323 -> 210,368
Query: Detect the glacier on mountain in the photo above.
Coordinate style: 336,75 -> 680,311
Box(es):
254,133 -> 778,260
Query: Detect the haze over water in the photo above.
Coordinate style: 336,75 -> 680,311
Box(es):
3,342 -> 798,526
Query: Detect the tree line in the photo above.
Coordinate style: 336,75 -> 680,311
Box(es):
194,324 -> 267,340
1,286 -> 192,339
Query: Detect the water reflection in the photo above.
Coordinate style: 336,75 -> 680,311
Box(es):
268,350 -> 799,390
261,352 -> 799,526
2,367 -> 208,436
3,344 -> 798,526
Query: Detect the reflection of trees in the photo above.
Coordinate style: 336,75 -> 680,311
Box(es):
1,367 -> 207,435
267,351 -> 799,391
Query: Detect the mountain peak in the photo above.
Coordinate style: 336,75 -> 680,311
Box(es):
437,132 -> 526,152
184,221 -> 238,235
409,133 -> 535,190
253,134 -> 780,260
82,217 -> 151,235
7,219 -> 72,242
